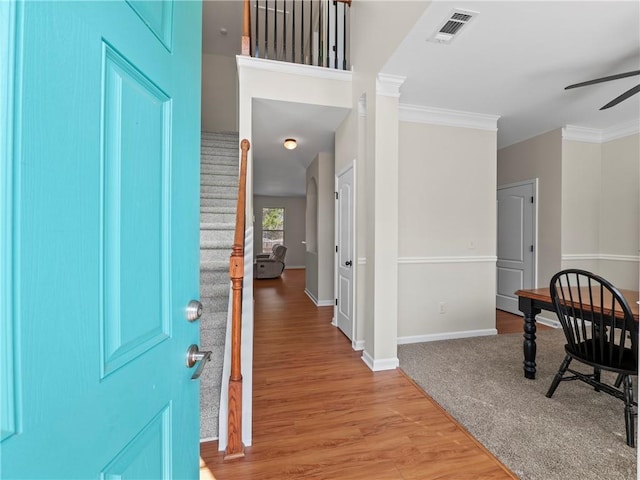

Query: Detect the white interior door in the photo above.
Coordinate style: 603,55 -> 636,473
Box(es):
335,164 -> 355,341
497,181 -> 536,314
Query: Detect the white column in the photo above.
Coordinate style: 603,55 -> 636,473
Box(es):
361,73 -> 405,371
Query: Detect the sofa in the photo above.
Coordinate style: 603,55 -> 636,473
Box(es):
254,244 -> 287,279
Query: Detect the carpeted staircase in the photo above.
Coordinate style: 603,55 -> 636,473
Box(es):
199,131 -> 239,440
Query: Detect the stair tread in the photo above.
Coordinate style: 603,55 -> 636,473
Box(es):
200,221 -> 235,229
201,240 -> 234,249
201,206 -> 236,212
201,194 -> 237,200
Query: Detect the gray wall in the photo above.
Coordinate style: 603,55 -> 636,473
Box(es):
562,133 -> 640,289
253,195 -> 306,268
498,129 -> 563,287
305,152 -> 335,304
202,53 -> 237,133
499,129 -> 639,291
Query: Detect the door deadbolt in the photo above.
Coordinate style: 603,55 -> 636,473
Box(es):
186,300 -> 203,322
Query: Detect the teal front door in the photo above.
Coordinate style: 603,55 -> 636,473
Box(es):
1,1 -> 202,477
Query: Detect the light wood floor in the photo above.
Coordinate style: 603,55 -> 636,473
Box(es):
200,269 -> 517,479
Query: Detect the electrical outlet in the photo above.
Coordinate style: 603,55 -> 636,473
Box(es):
439,302 -> 446,314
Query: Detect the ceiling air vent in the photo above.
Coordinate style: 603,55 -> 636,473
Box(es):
428,8 -> 478,44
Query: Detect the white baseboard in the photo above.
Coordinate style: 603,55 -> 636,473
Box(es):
304,289 -> 334,307
331,316 -> 337,327
353,340 -> 365,351
199,436 -> 217,443
397,328 -> 497,345
361,351 -> 399,371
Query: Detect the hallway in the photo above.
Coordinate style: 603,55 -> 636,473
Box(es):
200,269 -> 515,479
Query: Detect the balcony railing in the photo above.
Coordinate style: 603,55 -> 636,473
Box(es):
243,0 -> 351,70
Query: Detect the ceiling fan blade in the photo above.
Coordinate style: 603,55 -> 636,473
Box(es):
600,84 -> 640,110
565,70 -> 640,90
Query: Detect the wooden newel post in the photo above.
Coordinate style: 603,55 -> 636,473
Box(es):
225,139 -> 249,460
242,0 -> 251,56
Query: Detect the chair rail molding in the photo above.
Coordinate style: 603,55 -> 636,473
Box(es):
398,255 -> 497,264
562,253 -> 640,263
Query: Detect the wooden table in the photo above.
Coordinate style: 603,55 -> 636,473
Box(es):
515,287 -> 639,379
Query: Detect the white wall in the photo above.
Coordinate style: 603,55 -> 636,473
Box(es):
253,195 -> 306,268
202,53 -> 237,133
347,0 -> 431,366
498,129 -> 563,287
398,122 -> 497,339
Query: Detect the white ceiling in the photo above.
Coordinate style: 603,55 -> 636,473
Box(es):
382,0 -> 640,149
252,99 -> 350,196
202,1 -> 640,195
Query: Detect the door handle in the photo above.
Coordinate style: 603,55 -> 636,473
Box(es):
345,260 -> 352,267
185,344 -> 211,380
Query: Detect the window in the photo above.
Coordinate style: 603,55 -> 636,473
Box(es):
262,207 -> 284,253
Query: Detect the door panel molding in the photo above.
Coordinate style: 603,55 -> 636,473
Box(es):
100,42 -> 172,378
125,0 -> 174,51
0,0 -> 19,442
101,403 -> 172,478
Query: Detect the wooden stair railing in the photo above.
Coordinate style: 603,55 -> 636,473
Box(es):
225,139 -> 250,460
242,0 -> 251,56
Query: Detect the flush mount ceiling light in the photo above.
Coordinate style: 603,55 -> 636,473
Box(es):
283,138 -> 297,150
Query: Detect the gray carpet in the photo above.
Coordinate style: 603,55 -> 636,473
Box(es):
398,329 -> 637,480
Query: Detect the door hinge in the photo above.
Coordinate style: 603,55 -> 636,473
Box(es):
335,191 -> 338,200
530,245 -> 534,252
335,298 -> 338,306
531,196 -> 534,203
336,245 -> 338,253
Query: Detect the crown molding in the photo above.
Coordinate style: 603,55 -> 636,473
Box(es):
602,121 -> 640,143
376,73 -> 406,98
236,55 -> 352,82
399,104 -> 499,131
563,121 -> 640,144
562,125 -> 602,143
